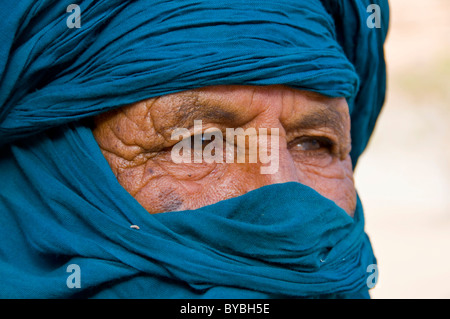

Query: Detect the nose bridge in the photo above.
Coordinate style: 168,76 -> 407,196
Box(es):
247,87 -> 300,187
253,129 -> 300,186
261,143 -> 299,185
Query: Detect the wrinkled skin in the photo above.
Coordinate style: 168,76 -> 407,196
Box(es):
92,85 -> 356,216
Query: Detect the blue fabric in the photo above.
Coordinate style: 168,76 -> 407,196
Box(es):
0,0 -> 388,298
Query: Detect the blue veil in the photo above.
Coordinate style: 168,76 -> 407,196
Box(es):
0,0 -> 389,298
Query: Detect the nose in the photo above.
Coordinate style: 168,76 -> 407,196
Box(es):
231,86 -> 302,189
252,132 -> 301,187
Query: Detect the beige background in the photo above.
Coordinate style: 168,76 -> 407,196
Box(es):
354,0 -> 450,298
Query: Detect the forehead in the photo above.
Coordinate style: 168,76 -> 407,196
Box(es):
147,85 -> 350,131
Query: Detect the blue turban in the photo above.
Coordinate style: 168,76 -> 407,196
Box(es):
0,0 -> 389,298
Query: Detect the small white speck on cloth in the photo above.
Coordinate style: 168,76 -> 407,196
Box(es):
130,225 -> 140,230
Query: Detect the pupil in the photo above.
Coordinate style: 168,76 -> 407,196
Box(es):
190,134 -> 210,149
299,139 -> 320,150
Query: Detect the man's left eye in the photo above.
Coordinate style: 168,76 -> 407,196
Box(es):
288,136 -> 334,153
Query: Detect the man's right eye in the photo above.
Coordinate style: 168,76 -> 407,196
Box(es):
189,133 -> 211,150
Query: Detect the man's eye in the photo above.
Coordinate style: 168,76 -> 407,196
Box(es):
288,136 -> 334,153
189,134 -> 213,150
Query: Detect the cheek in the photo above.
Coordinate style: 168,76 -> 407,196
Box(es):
116,148 -> 243,213
294,156 -> 356,216
127,160 -> 267,214
116,153 -> 221,213
134,181 -> 185,214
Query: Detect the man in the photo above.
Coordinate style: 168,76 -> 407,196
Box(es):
0,0 -> 388,298
92,86 -> 356,217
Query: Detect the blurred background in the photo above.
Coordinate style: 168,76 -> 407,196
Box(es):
354,0 -> 450,298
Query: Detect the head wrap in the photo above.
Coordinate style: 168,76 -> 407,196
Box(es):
0,0 -> 389,298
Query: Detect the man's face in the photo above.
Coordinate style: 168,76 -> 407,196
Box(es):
92,85 -> 356,216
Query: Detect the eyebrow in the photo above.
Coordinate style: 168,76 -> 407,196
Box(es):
179,105 -> 238,125
292,107 -> 346,136
174,101 -> 240,128
165,94 -> 348,141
